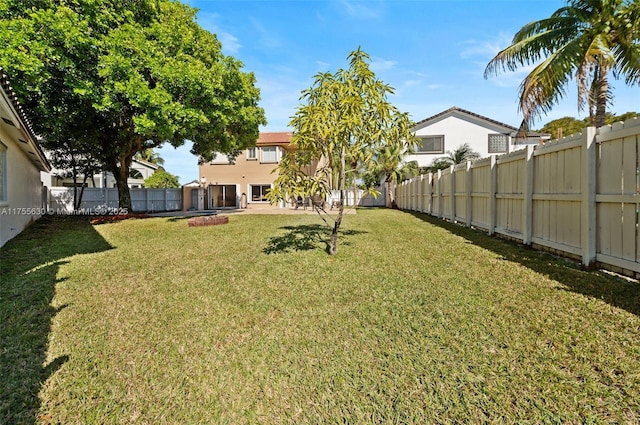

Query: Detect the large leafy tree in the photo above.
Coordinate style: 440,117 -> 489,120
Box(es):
0,0 -> 266,209
484,0 -> 640,129
267,48 -> 415,255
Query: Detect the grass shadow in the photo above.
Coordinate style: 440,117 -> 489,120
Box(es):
407,211 -> 640,317
263,224 -> 367,254
0,216 -> 113,424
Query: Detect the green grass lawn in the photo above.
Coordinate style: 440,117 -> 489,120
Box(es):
1,209 -> 639,424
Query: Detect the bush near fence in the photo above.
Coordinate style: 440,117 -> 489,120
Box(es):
397,118 -> 640,278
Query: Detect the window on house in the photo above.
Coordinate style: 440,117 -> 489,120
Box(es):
417,135 -> 444,153
488,134 -> 509,153
261,146 -> 278,163
0,142 -> 6,203
246,147 -> 257,160
251,184 -> 270,202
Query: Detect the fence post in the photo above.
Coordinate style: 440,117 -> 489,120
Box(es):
426,173 -> 432,215
465,161 -> 472,227
582,127 -> 597,267
523,145 -> 535,245
449,165 -> 455,222
436,170 -> 443,218
419,175 -> 424,212
489,155 -> 497,235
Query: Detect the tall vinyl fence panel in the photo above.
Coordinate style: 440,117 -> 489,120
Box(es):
48,187 -> 182,213
397,118 -> 640,276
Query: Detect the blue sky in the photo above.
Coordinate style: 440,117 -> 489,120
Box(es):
159,0 -> 639,183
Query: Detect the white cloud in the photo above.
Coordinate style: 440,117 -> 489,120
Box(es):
337,0 -> 382,20
250,17 -> 283,49
458,33 -> 537,88
195,12 -> 242,54
459,33 -> 513,60
370,57 -> 396,72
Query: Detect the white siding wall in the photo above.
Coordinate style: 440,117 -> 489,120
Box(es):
0,133 -> 45,247
408,115 -> 512,167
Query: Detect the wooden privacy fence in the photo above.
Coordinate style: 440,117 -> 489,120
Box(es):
48,187 -> 182,213
396,118 -> 640,276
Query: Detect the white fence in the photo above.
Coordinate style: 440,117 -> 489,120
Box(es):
396,118 -> 640,276
48,187 -> 182,213
328,187 -> 387,208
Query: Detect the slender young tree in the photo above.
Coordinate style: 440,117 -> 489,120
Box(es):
485,0 -> 640,129
267,48 -> 415,255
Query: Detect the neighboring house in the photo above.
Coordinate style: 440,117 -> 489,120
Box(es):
49,158 -> 160,188
197,132 -> 299,209
0,69 -> 52,247
407,106 -> 550,168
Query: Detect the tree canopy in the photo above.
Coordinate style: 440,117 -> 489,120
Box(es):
538,110 -> 639,140
144,170 -> 180,189
0,0 -> 266,209
267,47 -> 416,254
485,0 -> 640,129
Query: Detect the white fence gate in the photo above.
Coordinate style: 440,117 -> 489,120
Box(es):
396,118 -> 640,277
48,187 -> 182,213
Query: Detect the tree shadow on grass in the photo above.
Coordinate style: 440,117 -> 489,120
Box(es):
407,211 -> 640,317
263,224 -> 367,254
0,216 -> 113,424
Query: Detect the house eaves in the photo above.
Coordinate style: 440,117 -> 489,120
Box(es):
256,131 -> 295,150
0,68 -> 51,172
412,106 -> 518,134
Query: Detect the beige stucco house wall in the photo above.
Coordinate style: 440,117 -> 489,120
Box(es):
0,69 -> 51,247
197,132 -> 303,209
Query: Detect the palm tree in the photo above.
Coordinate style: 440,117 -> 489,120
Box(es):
423,143 -> 481,173
485,0 -> 640,128
135,148 -> 165,166
366,144 -> 418,209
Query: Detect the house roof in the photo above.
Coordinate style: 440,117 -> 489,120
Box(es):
0,68 -> 51,172
132,158 -> 161,170
256,132 -> 294,149
412,106 -> 518,133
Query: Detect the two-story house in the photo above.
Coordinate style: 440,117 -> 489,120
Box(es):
197,132 -> 296,210
407,106 -> 550,168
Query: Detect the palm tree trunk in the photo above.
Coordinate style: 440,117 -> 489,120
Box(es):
595,64 -> 608,128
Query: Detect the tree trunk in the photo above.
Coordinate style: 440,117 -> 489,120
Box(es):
330,200 -> 344,255
72,165 -> 78,211
112,156 -> 133,211
352,178 -> 358,209
75,174 -> 89,210
387,180 -> 398,209
595,65 -> 608,128
329,147 -> 347,255
351,159 -> 359,209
